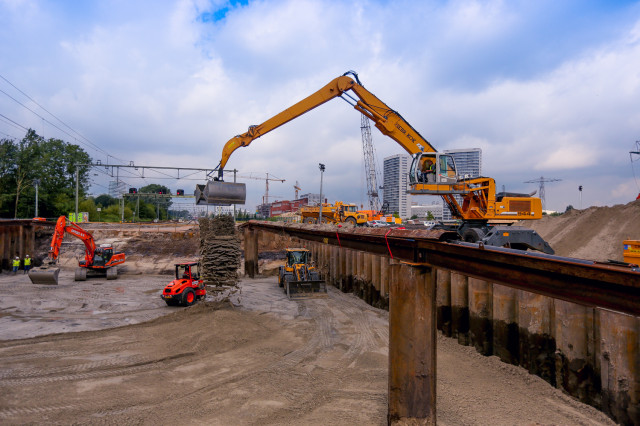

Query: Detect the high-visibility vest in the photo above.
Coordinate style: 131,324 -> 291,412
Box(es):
12,259 -> 20,267
24,258 -> 31,266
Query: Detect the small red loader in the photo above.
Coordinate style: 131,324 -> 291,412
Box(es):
161,262 -> 206,307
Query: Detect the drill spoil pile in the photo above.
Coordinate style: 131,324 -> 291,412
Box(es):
199,216 -> 240,287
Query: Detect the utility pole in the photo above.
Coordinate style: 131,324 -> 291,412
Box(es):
33,179 -> 40,217
75,167 -> 79,222
318,163 -> 325,223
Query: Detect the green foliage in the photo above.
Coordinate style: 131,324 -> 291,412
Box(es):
95,194 -> 116,208
425,211 -> 435,220
0,129 -> 91,218
79,198 -> 98,221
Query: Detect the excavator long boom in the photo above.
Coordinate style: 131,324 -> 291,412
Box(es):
215,71 -> 435,179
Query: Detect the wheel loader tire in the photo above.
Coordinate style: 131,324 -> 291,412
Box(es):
344,217 -> 357,226
106,266 -> 118,280
182,288 -> 196,307
304,217 -> 316,224
462,228 -> 485,243
74,267 -> 87,281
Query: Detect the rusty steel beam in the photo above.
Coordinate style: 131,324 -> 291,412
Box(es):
244,221 -> 640,316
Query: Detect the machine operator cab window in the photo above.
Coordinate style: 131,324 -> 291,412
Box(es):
93,248 -> 104,266
287,250 -> 308,267
409,153 -> 459,187
177,263 -> 200,280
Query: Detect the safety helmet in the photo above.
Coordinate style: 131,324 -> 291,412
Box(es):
26,254 -> 29,257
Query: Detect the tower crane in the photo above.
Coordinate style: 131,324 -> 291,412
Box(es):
294,181 -> 301,199
361,114 -> 381,211
238,173 -> 285,204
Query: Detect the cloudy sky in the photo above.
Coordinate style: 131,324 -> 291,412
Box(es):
1,0 -> 640,213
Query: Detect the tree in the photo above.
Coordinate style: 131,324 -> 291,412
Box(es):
95,194 -> 117,208
0,130 -> 91,218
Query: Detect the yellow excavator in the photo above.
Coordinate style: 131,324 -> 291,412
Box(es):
198,71 -> 553,253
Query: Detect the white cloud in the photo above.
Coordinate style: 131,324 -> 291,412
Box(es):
1,0 -> 640,212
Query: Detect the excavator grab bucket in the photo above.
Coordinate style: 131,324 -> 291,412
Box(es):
28,267 -> 60,285
195,181 -> 246,205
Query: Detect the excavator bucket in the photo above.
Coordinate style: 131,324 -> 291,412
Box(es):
285,279 -> 327,299
28,267 -> 60,285
195,181 -> 246,205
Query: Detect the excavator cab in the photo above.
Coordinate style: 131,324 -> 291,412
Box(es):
409,153 -> 459,192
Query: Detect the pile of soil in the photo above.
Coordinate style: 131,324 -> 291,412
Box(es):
199,216 -> 241,286
521,199 -> 640,261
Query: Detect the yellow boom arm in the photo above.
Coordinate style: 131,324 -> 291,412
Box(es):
215,71 -> 435,179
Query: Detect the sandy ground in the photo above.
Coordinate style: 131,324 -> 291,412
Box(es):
521,199 -> 640,262
0,270 -> 614,425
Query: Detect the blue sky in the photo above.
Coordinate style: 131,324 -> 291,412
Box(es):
1,0 -> 640,212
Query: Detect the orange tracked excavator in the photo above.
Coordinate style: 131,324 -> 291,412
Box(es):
28,216 -> 125,285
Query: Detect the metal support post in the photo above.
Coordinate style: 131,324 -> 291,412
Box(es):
388,264 -> 437,424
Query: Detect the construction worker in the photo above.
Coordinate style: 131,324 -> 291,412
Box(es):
23,255 -> 31,274
421,159 -> 436,183
12,256 -> 20,274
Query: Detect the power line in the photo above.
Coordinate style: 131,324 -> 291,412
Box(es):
0,73 -> 127,163
0,113 -> 28,132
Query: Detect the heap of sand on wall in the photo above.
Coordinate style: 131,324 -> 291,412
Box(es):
199,216 -> 240,287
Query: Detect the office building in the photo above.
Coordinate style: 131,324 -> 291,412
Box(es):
442,148 -> 482,220
383,154 -> 411,219
411,202 -> 444,220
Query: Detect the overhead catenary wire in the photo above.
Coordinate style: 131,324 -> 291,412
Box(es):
0,74 -> 130,165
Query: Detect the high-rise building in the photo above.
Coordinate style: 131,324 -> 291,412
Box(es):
300,193 -> 322,206
442,148 -> 482,220
383,154 -> 411,219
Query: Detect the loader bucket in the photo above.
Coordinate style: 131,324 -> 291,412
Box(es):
196,181 -> 246,205
28,267 -> 60,285
285,280 -> 327,299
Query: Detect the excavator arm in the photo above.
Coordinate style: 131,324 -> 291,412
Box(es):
215,71 -> 435,179
47,216 -> 97,266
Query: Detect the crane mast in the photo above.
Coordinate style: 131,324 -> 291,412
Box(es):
361,114 -> 380,211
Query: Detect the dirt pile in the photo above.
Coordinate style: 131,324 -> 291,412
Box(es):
199,216 -> 240,286
521,199 -> 640,261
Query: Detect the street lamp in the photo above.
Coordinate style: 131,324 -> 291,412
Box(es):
578,185 -> 583,210
318,163 -> 325,223
33,179 -> 40,217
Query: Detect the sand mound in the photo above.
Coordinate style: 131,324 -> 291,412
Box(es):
521,199 -> 640,262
